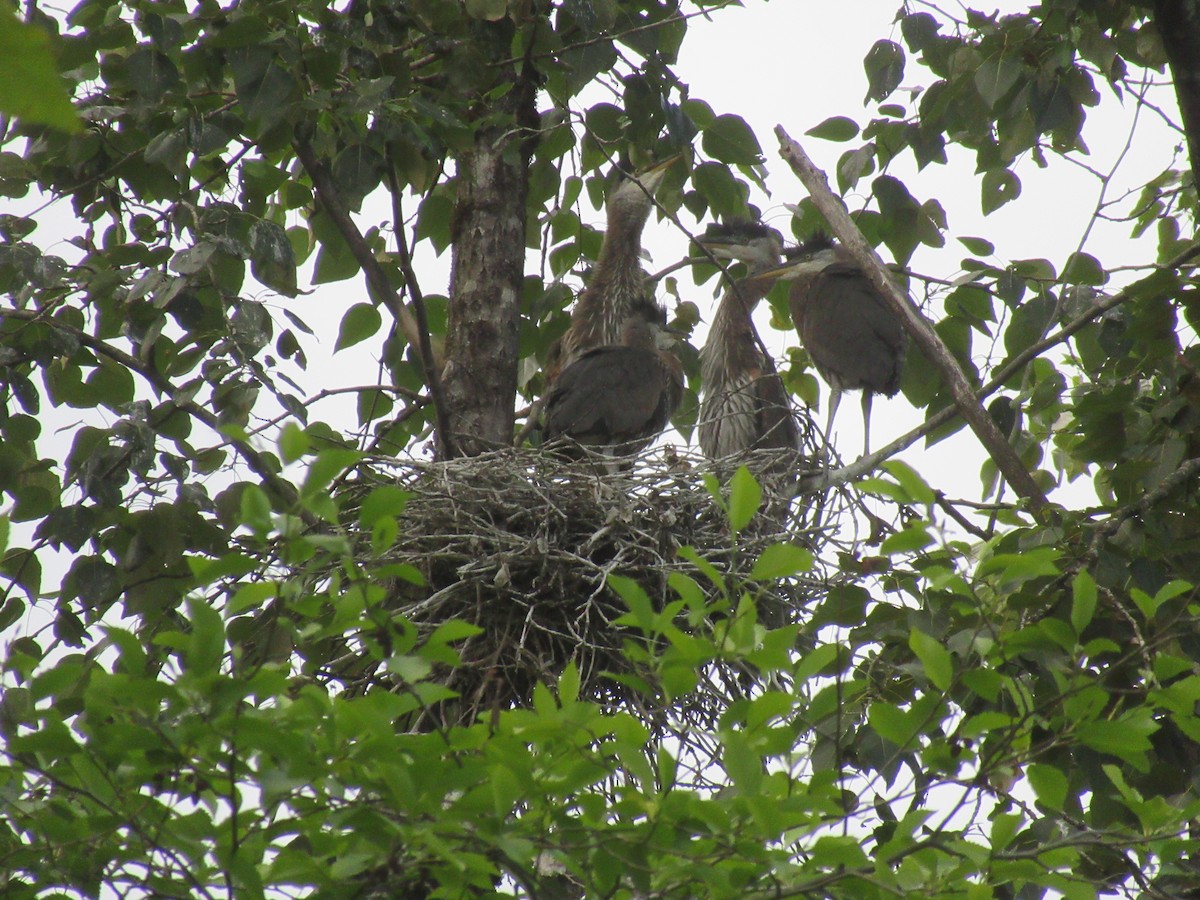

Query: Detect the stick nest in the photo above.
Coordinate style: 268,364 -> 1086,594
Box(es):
338,447 -> 841,731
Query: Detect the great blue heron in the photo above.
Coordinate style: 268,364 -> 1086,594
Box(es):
543,311 -> 684,468
695,221 -> 799,465
769,233 -> 907,459
549,158 -> 676,381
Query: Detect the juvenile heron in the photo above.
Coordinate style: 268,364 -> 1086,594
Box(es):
695,221 -> 799,465
549,158 -> 676,380
543,311 -> 684,468
770,233 -> 906,459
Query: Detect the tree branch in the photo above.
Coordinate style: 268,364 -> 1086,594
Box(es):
774,125 -> 1050,515
385,159 -> 457,458
292,136 -> 432,371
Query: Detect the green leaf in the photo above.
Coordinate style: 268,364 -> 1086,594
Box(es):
836,145 -> 875,193
981,168 -> 1021,215
974,56 -> 1023,110
863,39 -> 905,103
558,661 -> 580,704
278,422 -> 310,464
1076,716 -> 1157,769
721,730 -> 762,794
185,596 -> 225,674
312,232 -> 360,284
0,8 -> 80,132
958,235 -> 995,256
868,701 -> 917,748
1026,763 -> 1068,811
359,485 -> 411,528
335,302 -> 382,352
1155,579 -> 1193,605
727,465 -> 762,534
86,359 -> 135,408
332,144 -> 385,212
811,835 -> 871,869
1062,252 -> 1106,286
609,574 -> 654,629
807,116 -> 860,142
250,219 -> 298,296
1071,570 -> 1097,634
880,523 -> 933,554
229,47 -> 297,132
127,48 -> 180,103
750,543 -> 813,580
239,484 -> 272,532
909,628 -> 952,691
990,812 -> 1022,851
229,582 -> 278,615
901,13 -> 940,52
1,547 -> 41,601
881,460 -> 936,504
302,448 -> 361,498
701,114 -> 763,165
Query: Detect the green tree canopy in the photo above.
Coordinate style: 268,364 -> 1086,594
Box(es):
2,1 -> 1200,897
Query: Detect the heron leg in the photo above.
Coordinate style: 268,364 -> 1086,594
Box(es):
861,391 -> 873,459
823,386 -> 842,464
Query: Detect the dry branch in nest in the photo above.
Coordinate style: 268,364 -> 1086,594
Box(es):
335,446 -> 851,732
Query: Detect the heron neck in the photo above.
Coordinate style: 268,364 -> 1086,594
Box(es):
702,278 -> 771,386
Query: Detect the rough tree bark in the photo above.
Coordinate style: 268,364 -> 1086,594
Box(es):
441,22 -> 539,459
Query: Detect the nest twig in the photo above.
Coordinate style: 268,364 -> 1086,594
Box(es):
331,446 -> 849,732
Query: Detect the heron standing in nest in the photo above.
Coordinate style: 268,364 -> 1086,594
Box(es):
547,158 -> 677,382
768,233 -> 907,460
543,310 -> 684,470
695,221 -> 800,467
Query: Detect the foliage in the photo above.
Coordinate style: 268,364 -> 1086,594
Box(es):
1,0 -> 1200,897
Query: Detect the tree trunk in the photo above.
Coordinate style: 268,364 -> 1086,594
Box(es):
441,32 -> 538,458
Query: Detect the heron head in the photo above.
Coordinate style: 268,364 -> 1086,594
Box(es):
619,306 -> 683,352
751,232 -> 842,282
696,220 -> 784,269
606,156 -> 679,224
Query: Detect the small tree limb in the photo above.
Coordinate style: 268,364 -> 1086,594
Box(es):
774,125 -> 1050,515
292,137 -> 430,366
294,135 -> 455,457
385,161 -> 457,459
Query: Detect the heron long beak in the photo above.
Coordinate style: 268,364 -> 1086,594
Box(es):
748,256 -> 829,283
633,155 -> 682,193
